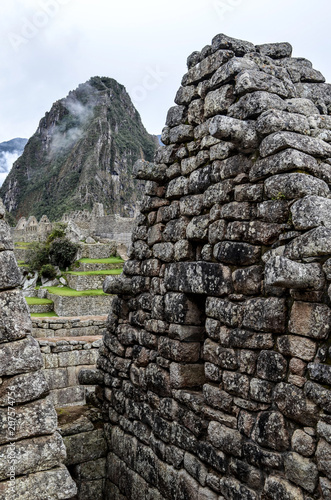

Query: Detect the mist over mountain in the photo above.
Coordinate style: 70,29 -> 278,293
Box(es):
0,138 -> 28,186
0,77 -> 158,221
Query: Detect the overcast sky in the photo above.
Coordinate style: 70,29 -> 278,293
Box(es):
0,0 -> 331,144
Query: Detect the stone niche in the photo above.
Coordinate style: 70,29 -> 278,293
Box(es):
97,34 -> 331,500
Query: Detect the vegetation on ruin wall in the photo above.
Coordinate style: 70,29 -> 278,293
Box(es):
0,76 -> 157,221
45,286 -> 107,297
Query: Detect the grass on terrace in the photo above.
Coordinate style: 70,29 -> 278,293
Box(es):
31,312 -> 58,318
45,286 -> 107,297
14,242 -> 33,248
66,268 -> 123,276
78,257 -> 124,264
25,297 -> 53,305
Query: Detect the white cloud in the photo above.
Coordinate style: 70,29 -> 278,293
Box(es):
0,151 -> 21,185
0,0 -> 330,141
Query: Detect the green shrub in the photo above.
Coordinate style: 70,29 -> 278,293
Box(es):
40,264 -> 57,280
25,242 -> 50,272
46,223 -> 67,244
49,238 -> 79,269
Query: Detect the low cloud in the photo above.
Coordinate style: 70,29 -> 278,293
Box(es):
50,85 -> 97,155
0,151 -> 21,186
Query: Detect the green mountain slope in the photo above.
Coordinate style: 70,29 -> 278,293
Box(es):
0,77 -> 157,220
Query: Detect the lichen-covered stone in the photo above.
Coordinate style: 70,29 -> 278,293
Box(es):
256,42 -> 292,59
0,251 -> 22,290
264,173 -> 329,200
265,256 -> 325,290
209,115 -> 258,151
291,195 -> 331,229
260,131 -> 331,158
0,289 -> 32,343
0,465 -> 77,500
0,432 -> 66,480
0,336 -> 43,377
164,262 -> 232,296
289,301 -> 331,339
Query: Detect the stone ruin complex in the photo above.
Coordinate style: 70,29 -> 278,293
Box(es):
0,33 -> 331,499
11,203 -> 136,247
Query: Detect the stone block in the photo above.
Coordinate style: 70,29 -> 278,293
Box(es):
256,42 -> 292,58
242,297 -> 286,333
285,226 -> 331,259
232,265 -> 262,295
164,262 -> 232,296
228,91 -> 286,120
159,337 -> 200,363
209,56 -> 257,88
0,289 -> 31,343
289,301 -> 331,339
291,195 -> 331,229
182,49 -> 234,86
206,298 -> 243,327
0,465 -> 77,500
263,475 -> 304,500
222,371 -> 250,398
208,421 -> 242,457
0,397 -> 57,445
64,429 -> 107,466
277,335 -> 316,362
274,382 -> 318,426
209,114 -> 258,151
265,173 -> 329,200
186,215 -> 210,240
214,241 -> 261,266
316,439 -> 331,480
204,85 -> 235,118
0,335 -> 43,377
170,363 -> 206,389
307,363 -> 331,385
291,429 -> 316,457
0,370 -> 49,406
0,432 -> 65,480
256,109 -> 309,135
265,256 -> 324,290
260,131 -> 331,158
0,251 -> 21,290
252,412 -> 289,451
236,70 -> 288,97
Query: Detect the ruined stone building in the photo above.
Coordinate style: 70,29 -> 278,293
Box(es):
11,203 -> 136,246
1,34 -> 331,499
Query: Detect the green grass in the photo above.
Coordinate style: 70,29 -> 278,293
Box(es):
14,242 -> 33,248
31,312 -> 58,318
66,268 -> 123,276
25,297 -> 53,305
78,257 -> 124,264
45,286 -> 107,297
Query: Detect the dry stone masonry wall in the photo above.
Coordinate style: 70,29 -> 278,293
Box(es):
99,34 -> 331,499
0,201 -> 77,499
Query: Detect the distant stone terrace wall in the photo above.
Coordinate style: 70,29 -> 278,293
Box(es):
32,316 -> 107,338
98,35 -> 331,500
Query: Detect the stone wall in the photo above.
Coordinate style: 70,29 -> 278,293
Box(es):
32,316 -> 107,338
66,274 -> 106,292
48,292 -> 114,317
38,337 -> 102,407
59,406 -> 107,500
98,35 -> 331,499
0,203 -> 77,498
